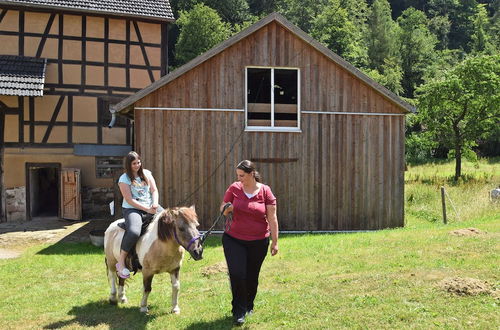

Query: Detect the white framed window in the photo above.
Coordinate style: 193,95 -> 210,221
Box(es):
245,67 -> 301,132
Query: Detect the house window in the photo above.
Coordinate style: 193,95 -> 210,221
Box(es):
246,67 -> 300,131
96,156 -> 123,178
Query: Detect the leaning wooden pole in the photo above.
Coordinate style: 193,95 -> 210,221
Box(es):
441,186 -> 447,224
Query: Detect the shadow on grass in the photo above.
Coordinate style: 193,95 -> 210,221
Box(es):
37,241 -> 103,255
43,301 -> 155,329
184,316 -> 235,330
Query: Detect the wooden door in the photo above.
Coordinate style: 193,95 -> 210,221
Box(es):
60,168 -> 82,220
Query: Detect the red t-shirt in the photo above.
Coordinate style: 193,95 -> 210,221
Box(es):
223,181 -> 277,241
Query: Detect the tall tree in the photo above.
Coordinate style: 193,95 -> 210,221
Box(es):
398,8 -> 438,98
247,0 -> 278,15
367,0 -> 400,70
203,0 -> 252,24
448,0 -> 480,51
276,0 -> 329,32
417,55 -> 500,180
175,4 -> 231,66
470,3 -> 496,53
340,0 -> 371,67
310,0 -> 361,63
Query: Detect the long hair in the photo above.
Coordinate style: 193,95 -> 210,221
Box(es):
236,160 -> 262,182
124,151 -> 148,186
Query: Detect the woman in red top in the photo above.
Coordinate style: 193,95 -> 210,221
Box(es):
221,160 -> 279,325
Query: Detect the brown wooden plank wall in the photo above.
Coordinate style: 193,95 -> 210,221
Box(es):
134,21 -> 406,230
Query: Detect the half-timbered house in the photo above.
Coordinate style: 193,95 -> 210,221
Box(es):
111,13 -> 414,231
0,0 -> 173,221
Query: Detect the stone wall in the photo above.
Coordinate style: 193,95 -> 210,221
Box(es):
5,187 -> 26,222
82,186 -> 114,220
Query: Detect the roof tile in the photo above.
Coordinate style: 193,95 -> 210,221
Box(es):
0,0 -> 174,20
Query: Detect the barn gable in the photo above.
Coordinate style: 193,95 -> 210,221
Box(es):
112,13 -> 409,231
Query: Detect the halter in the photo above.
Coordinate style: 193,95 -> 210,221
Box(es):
173,228 -> 202,252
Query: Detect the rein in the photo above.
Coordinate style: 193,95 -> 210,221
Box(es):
170,203 -> 232,251
199,202 -> 232,245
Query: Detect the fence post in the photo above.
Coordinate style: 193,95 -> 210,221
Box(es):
441,186 -> 447,224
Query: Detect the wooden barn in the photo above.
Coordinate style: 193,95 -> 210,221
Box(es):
0,0 -> 173,221
111,13 -> 414,231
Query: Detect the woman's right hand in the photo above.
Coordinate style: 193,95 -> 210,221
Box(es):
147,206 -> 157,214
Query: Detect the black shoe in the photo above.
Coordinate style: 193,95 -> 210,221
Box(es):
234,315 -> 245,326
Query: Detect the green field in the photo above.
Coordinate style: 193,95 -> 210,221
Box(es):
0,159 -> 498,329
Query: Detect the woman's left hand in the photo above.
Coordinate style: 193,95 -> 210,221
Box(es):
270,242 -> 278,256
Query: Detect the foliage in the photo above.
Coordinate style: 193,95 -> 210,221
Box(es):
470,3 -> 497,53
310,0 -> 357,60
174,4 -> 231,66
398,7 -> 438,98
367,0 -> 400,71
203,0 -> 252,24
363,57 -> 403,95
417,54 -> 500,180
275,0 -> 329,32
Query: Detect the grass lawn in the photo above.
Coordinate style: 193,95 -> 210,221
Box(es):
0,159 -> 499,329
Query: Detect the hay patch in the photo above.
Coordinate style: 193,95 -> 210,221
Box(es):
202,261 -> 228,277
449,227 -> 486,236
438,277 -> 497,298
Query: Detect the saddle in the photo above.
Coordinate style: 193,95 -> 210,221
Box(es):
117,212 -> 155,274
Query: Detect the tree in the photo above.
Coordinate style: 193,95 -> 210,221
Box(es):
175,4 -> 231,66
398,8 -> 438,98
367,0 -> 400,71
417,55 -> 500,180
364,56 -> 403,95
469,3 -> 496,53
310,0 -> 358,61
340,0 -> 371,67
276,0 -> 329,32
203,0 -> 251,24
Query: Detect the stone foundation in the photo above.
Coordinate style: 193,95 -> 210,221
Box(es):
82,186 -> 114,220
5,187 -> 26,222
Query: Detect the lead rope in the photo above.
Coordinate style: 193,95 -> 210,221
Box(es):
200,202 -> 232,245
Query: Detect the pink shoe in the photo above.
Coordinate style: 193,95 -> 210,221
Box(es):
116,263 -> 130,279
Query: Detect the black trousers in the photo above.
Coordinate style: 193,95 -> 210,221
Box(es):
222,233 -> 269,317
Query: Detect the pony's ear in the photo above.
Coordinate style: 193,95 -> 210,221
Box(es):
189,205 -> 196,212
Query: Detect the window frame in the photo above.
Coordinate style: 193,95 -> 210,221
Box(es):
95,156 -> 124,178
245,66 -> 301,132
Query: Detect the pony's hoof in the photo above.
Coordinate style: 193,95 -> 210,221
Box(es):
172,307 -> 180,314
140,306 -> 149,313
108,299 -> 118,305
120,297 -> 128,304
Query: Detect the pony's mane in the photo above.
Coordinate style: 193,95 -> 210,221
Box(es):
155,206 -> 198,241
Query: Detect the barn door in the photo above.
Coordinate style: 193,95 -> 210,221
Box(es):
60,168 -> 82,220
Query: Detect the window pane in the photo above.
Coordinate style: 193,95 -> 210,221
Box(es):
248,68 -> 271,126
274,69 -> 298,127
274,69 -> 297,105
247,68 -> 271,103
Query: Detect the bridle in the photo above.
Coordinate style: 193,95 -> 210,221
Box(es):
170,203 -> 232,251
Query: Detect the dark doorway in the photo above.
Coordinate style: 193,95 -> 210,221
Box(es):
26,163 -> 60,219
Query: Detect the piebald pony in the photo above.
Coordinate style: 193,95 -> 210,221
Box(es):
104,206 -> 203,313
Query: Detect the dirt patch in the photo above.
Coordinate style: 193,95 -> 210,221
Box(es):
438,277 -> 497,298
202,261 -> 228,277
0,248 -> 22,259
449,227 -> 486,236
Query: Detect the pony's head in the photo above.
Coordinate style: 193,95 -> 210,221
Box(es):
157,206 -> 203,260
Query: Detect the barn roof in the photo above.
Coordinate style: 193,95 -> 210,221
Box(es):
0,0 -> 174,21
0,55 -> 46,96
111,12 -> 414,116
